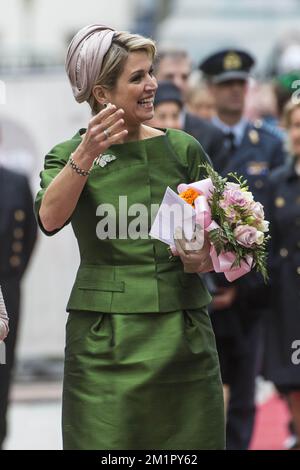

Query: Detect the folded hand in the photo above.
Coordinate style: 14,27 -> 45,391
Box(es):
174,225 -> 214,273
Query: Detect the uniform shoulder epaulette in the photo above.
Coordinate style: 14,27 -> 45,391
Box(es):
253,119 -> 284,140
253,119 -> 263,129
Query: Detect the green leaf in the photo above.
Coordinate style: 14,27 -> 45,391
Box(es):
227,172 -> 249,190
209,228 -> 227,255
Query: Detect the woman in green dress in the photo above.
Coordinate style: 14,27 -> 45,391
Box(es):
35,24 -> 225,450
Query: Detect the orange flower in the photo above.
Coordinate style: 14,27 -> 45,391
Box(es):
179,188 -> 201,207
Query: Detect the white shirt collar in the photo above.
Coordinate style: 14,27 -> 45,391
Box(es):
180,109 -> 187,128
212,116 -> 248,147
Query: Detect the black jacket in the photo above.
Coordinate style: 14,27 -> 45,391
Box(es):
184,112 -> 225,162
0,166 -> 37,281
263,160 -> 300,387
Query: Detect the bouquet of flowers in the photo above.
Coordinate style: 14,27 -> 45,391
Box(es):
150,164 -> 270,282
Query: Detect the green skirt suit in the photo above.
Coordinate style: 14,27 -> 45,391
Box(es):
35,128 -> 225,450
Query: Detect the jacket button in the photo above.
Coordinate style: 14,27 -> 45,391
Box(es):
13,228 -> 24,239
9,256 -> 21,267
275,197 -> 285,208
280,248 -> 288,257
12,242 -> 23,253
255,179 -> 264,189
14,210 -> 26,222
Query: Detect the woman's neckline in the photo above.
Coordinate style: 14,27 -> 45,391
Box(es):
78,127 -> 170,146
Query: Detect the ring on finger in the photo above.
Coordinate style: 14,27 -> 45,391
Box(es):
103,128 -> 111,140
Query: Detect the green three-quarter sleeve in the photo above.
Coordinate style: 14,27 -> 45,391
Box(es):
35,139 -> 80,236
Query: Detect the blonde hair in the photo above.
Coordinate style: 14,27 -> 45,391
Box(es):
89,31 -> 156,115
282,99 -> 300,128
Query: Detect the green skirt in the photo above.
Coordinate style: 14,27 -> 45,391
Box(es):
62,308 -> 225,450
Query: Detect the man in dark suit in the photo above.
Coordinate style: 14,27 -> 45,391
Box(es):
154,49 -> 225,160
0,166 -> 37,449
199,49 -> 286,449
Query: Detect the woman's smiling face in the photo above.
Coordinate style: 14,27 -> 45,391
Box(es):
105,50 -> 158,126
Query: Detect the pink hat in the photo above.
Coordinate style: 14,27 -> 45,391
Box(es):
65,24 -> 115,103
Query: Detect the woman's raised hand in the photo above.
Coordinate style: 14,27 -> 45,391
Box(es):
76,104 -> 128,165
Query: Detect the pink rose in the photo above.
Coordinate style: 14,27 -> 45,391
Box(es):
219,203 -> 239,224
250,201 -> 265,221
222,187 -> 252,209
234,225 -> 263,248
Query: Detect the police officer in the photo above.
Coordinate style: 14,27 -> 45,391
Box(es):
199,49 -> 286,449
0,165 -> 37,449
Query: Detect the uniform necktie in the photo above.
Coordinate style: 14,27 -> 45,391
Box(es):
225,131 -> 236,152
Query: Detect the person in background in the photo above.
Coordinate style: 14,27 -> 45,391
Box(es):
186,83 -> 216,121
199,48 -> 286,450
148,80 -> 183,130
154,49 -> 225,159
264,99 -> 300,450
154,49 -> 191,98
0,165 -> 37,449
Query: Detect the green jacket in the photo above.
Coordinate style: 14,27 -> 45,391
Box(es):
35,128 -> 212,313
